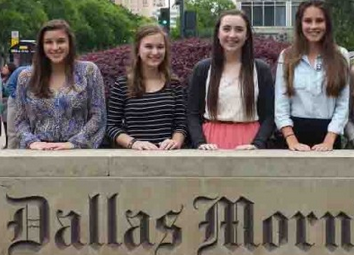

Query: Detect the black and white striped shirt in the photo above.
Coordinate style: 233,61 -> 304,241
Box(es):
106,76 -> 187,145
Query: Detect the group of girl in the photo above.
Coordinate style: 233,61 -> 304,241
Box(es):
13,0 -> 353,151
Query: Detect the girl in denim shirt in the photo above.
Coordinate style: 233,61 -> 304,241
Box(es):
275,0 -> 350,151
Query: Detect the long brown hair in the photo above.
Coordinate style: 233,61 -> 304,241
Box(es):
207,9 -> 255,120
29,19 -> 76,98
283,0 -> 348,97
350,65 -> 354,97
127,24 -> 171,97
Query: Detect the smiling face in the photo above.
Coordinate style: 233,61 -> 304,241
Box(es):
301,6 -> 326,45
218,14 -> 248,54
43,29 -> 70,65
138,33 -> 166,69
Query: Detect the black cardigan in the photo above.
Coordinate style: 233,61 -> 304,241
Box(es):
187,58 -> 275,149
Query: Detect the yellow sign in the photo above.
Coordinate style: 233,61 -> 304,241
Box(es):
11,30 -> 19,47
11,38 -> 19,47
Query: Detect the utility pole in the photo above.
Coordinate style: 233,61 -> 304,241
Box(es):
175,0 -> 185,38
168,0 -> 171,33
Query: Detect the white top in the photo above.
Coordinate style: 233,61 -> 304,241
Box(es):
204,66 -> 259,122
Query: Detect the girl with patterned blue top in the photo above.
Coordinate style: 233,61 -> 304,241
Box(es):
275,0 -> 350,151
15,20 -> 106,150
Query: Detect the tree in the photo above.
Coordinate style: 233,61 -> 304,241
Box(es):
0,0 -> 151,58
326,0 -> 354,51
0,0 -> 47,60
185,0 -> 235,37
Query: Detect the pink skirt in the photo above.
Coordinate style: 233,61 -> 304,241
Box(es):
202,121 -> 260,149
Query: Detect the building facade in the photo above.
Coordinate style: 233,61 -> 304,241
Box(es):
113,0 -> 166,18
234,0 -> 303,41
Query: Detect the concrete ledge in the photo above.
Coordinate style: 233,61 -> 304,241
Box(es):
0,149 -> 353,177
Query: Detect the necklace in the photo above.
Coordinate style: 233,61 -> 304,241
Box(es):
222,75 -> 239,87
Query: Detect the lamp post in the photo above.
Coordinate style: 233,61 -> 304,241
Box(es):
175,0 -> 184,38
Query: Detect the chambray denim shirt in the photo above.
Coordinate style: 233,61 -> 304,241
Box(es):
275,48 -> 350,134
6,66 -> 30,98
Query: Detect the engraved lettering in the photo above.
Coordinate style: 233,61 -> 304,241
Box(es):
124,210 -> 154,250
155,206 -> 183,254
6,195 -> 49,255
55,210 -> 85,248
194,196 -> 258,255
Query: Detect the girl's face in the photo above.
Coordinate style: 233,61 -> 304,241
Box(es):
218,14 -> 248,54
301,6 -> 326,44
138,33 -> 166,69
43,29 -> 70,64
1,65 -> 9,76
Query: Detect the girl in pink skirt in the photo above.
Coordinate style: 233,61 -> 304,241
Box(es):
187,9 -> 274,150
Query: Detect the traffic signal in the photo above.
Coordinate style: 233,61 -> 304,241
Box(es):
159,8 -> 170,32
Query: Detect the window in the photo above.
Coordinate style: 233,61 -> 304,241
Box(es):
264,2 -> 275,26
292,2 -> 301,26
275,4 -> 286,26
143,0 -> 148,7
241,1 -> 286,27
253,3 -> 263,26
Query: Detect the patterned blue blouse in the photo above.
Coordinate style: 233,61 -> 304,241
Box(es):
15,61 -> 106,149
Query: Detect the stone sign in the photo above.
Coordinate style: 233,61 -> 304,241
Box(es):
0,150 -> 353,255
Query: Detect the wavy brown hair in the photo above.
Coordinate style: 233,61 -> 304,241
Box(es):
283,0 -> 349,97
29,19 -> 76,98
207,9 -> 255,120
127,25 -> 172,97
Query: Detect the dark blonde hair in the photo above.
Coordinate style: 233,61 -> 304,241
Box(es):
29,19 -> 76,98
283,0 -> 348,97
127,24 -> 171,97
207,9 -> 255,120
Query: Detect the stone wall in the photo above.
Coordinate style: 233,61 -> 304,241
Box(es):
1,150 -> 354,255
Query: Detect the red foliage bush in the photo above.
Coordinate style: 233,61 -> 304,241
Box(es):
81,37 -> 289,97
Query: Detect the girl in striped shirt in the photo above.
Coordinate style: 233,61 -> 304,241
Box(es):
106,25 -> 187,150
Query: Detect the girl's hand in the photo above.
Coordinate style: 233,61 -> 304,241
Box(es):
285,133 -> 311,151
29,142 -> 51,150
288,142 -> 311,151
198,143 -> 218,150
235,144 -> 257,150
132,141 -> 159,150
311,142 -> 333,151
45,142 -> 75,150
159,139 -> 181,150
